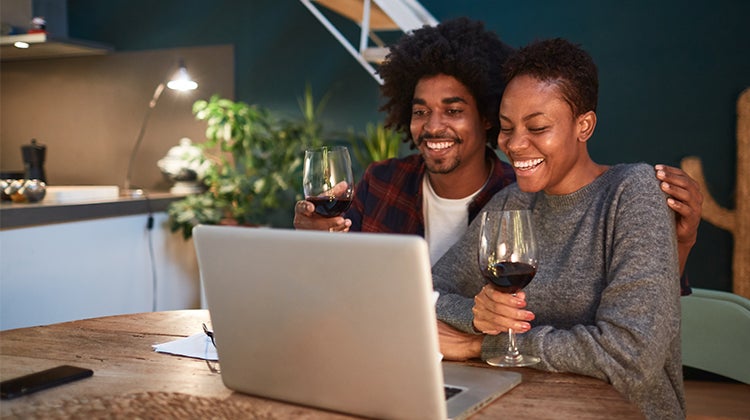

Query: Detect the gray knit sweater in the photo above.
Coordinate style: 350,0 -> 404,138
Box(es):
433,163 -> 685,419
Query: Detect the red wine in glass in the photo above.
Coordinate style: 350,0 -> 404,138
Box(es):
303,146 -> 354,218
481,261 -> 536,294
306,196 -> 353,217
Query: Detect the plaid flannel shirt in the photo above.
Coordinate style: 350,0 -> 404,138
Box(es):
346,147 -> 516,236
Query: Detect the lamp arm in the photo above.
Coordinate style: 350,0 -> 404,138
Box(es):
124,82 -> 166,193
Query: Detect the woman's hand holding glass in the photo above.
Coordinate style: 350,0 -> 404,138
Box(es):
472,288 -> 534,336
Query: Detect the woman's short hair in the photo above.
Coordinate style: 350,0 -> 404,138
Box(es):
503,38 -> 599,117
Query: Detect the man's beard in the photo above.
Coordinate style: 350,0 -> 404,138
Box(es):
425,155 -> 461,174
418,133 -> 462,174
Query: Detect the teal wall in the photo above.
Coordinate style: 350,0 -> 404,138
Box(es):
68,0 -> 749,292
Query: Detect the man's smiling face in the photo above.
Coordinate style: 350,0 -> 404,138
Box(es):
410,74 -> 490,175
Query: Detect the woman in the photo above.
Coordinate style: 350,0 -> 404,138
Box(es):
433,38 -> 684,419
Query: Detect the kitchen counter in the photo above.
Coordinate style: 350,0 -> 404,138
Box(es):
0,191 -> 186,229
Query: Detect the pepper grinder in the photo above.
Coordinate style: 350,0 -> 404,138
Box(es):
21,139 -> 46,182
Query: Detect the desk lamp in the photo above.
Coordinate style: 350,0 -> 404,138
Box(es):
122,59 -> 198,197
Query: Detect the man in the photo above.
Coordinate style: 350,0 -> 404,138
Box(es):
294,18 -> 702,279
296,17 -> 516,266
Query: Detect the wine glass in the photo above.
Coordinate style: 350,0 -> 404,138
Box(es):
478,210 -> 540,367
303,146 -> 354,217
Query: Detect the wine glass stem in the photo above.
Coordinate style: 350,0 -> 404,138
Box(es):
505,292 -> 522,361
506,328 -> 521,361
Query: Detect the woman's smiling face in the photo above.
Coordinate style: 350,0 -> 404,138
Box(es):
498,74 -> 595,195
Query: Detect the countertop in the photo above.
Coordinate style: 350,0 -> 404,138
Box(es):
0,192 -> 186,230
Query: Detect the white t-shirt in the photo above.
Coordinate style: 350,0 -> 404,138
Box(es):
422,176 -> 483,265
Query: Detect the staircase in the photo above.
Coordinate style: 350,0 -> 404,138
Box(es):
299,0 -> 438,84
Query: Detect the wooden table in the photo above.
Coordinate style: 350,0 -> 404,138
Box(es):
0,310 -> 642,419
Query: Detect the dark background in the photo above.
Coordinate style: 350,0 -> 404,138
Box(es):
66,0 -> 749,292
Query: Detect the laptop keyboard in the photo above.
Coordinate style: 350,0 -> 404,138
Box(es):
444,385 -> 464,400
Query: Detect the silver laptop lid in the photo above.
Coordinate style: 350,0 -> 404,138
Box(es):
194,225 -> 447,419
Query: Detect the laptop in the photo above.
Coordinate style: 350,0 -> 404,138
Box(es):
193,225 -> 521,420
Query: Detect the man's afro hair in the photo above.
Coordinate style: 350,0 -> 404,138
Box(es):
377,17 -> 515,147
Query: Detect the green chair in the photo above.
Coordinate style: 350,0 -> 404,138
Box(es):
681,288 -> 750,384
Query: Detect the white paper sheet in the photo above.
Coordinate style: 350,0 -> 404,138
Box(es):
153,332 -> 218,361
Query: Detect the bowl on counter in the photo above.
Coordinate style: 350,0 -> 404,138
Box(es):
1,179 -> 46,203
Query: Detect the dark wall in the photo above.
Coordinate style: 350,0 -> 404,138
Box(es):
68,0 -> 382,132
67,0 -> 750,292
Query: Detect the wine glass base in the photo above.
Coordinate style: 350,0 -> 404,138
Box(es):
486,354 -> 540,368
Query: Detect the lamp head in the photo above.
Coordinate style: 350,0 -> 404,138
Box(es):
167,59 -> 198,91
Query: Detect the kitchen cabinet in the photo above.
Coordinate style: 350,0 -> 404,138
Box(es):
0,32 -> 111,61
0,0 -> 112,62
0,194 -> 202,330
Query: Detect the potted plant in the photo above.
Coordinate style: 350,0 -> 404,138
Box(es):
348,122 -> 403,179
348,122 -> 404,176
167,87 -> 326,239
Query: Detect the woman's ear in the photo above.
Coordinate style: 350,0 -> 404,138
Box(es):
577,111 -> 597,143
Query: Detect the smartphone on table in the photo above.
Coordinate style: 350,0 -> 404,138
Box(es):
0,365 -> 94,399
